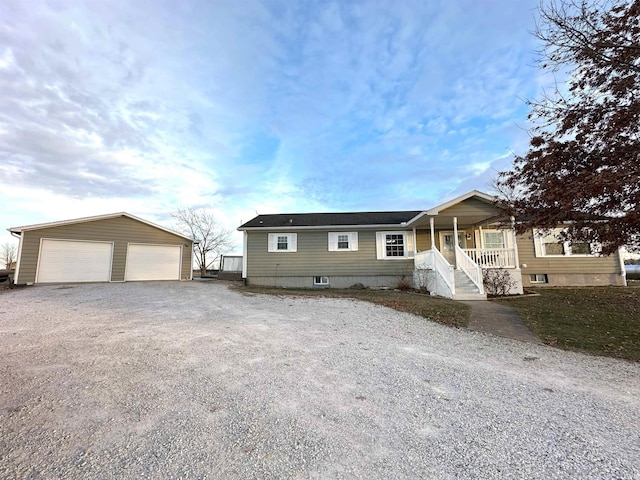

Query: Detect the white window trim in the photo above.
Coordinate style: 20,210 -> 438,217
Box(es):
375,231 -> 414,260
313,276 -> 329,286
533,228 -> 596,257
267,233 -> 297,252
328,232 -> 358,252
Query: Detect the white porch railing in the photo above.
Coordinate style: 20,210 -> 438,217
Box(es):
414,249 -> 455,297
432,248 -> 455,296
455,246 -> 484,294
462,248 -> 516,268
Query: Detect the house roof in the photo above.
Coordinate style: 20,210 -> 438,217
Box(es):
238,190 -> 501,231
8,212 -> 194,241
239,211 -> 423,229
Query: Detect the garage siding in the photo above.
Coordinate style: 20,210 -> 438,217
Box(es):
17,216 -> 192,284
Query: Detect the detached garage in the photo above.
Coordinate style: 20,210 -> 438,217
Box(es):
9,213 -> 193,285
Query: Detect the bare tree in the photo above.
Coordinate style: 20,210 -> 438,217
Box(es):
172,208 -> 233,276
497,0 -> 640,254
1,243 -> 17,271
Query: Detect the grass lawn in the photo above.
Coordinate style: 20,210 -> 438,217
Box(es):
497,286 -> 640,361
237,286 -> 471,328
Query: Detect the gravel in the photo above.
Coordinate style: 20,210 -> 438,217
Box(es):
0,281 -> 639,479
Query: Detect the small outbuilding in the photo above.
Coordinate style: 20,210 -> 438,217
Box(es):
9,213 -> 193,285
218,255 -> 243,281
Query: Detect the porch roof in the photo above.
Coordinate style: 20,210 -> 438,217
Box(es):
406,191 -> 506,229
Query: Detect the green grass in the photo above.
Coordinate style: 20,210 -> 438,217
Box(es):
236,285 -> 471,328
497,287 -> 640,361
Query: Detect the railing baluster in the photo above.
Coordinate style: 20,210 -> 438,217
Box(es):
460,248 -> 516,268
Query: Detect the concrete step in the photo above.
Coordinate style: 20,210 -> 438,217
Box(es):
453,270 -> 486,299
452,292 -> 487,300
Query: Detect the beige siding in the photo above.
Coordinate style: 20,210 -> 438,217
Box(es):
517,231 -> 624,285
438,197 -> 498,217
415,229 -> 479,252
246,230 -> 414,278
416,230 -> 433,251
17,216 -> 192,284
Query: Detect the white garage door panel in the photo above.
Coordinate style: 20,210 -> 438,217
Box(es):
37,240 -> 113,283
126,244 -> 181,281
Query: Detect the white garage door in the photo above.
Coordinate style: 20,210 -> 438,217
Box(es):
125,244 -> 181,281
37,239 -> 113,283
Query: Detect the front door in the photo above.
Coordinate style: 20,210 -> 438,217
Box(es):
439,231 -> 466,265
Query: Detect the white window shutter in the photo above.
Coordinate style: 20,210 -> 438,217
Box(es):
532,229 -> 544,257
328,232 -> 337,251
268,233 -> 276,252
289,233 -> 297,252
376,232 -> 385,259
350,232 -> 358,251
405,232 -> 415,258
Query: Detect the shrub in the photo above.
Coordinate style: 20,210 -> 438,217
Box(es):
483,268 -> 517,296
396,276 -> 412,291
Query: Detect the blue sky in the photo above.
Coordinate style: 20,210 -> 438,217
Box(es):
0,0 -> 547,253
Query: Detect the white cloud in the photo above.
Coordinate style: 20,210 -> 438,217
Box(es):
1,0 -> 545,252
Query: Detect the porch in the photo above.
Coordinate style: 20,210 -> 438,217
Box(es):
409,206 -> 522,299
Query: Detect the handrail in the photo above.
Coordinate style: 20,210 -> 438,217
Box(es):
431,248 -> 455,295
462,248 -> 516,268
455,245 -> 484,294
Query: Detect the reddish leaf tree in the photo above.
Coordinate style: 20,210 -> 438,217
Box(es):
498,0 -> 640,254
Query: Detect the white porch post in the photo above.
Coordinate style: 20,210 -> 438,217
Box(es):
453,216 -> 459,269
412,227 -> 417,256
430,217 -> 435,249
478,225 -> 484,249
511,216 -> 520,269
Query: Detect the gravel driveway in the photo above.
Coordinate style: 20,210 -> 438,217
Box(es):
1,281 -> 639,479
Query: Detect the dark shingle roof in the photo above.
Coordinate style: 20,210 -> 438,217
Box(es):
239,211 -> 423,229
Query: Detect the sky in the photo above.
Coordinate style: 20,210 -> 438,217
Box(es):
0,0 -> 549,254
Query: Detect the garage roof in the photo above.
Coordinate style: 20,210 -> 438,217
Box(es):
8,212 -> 193,241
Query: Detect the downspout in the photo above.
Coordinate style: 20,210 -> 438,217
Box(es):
511,216 -> 520,270
618,246 -> 627,287
242,231 -> 248,284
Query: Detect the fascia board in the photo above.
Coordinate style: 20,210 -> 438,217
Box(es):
238,223 -> 414,232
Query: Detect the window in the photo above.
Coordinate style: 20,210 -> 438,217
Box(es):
530,274 -> 548,284
570,242 -> 591,255
314,276 -> 329,286
375,232 -> 414,259
328,232 -> 358,251
386,234 -> 404,256
483,231 -> 505,249
543,239 -> 565,255
267,233 -> 297,252
277,236 -> 288,250
533,228 -> 595,257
